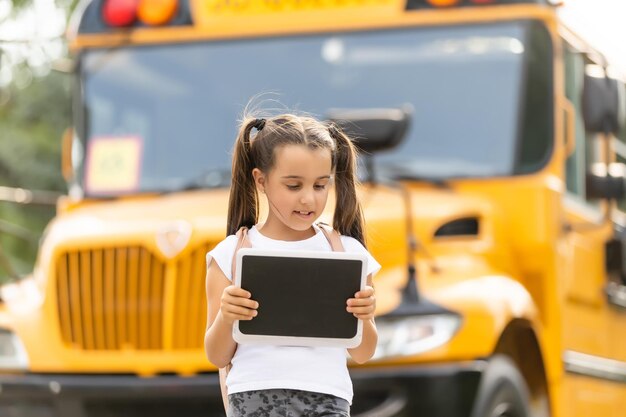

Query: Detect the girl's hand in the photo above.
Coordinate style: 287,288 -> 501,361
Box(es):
220,285 -> 259,325
346,286 -> 376,320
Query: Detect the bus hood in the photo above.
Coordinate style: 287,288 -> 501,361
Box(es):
42,189 -> 233,253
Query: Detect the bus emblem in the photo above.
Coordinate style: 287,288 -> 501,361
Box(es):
156,220 -> 192,258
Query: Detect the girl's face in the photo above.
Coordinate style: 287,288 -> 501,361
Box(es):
253,144 -> 333,240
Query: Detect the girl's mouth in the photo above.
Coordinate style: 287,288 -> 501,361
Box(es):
294,210 -> 314,218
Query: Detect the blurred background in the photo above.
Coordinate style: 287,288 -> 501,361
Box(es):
0,0 -> 74,282
0,3 -> 624,416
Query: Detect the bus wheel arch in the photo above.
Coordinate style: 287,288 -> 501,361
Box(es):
484,318 -> 551,417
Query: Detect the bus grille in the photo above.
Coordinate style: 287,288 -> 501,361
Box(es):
55,243 -> 212,351
171,243 -> 212,349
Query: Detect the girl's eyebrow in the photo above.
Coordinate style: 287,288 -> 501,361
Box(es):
281,175 -> 331,180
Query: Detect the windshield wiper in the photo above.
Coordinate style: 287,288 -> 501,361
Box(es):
377,165 -> 451,189
176,168 -> 232,192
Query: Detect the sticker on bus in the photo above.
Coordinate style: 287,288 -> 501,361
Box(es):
84,136 -> 143,195
191,0 -> 400,24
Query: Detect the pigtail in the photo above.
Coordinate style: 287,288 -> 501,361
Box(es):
226,119 -> 264,236
328,124 -> 367,247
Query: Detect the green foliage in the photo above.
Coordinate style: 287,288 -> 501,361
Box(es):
0,0 -> 77,282
8,0 -> 32,12
0,67 -> 70,282
9,0 -> 79,14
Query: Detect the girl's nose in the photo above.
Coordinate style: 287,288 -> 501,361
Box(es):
300,189 -> 314,205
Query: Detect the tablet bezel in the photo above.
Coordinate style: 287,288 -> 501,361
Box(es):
233,248 -> 367,348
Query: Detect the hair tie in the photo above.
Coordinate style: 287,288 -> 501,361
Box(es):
252,118 -> 266,131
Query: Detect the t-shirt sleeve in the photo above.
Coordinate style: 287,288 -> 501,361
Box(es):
206,235 -> 239,281
339,236 -> 382,278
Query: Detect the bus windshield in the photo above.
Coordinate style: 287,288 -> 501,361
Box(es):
79,20 -> 550,196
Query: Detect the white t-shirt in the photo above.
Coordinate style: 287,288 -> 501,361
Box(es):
206,224 -> 381,404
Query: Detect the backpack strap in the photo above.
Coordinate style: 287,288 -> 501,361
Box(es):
316,222 -> 345,252
230,226 -> 252,279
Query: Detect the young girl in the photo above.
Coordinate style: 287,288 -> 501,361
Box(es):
204,113 -> 380,416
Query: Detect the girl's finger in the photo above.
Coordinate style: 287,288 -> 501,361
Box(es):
346,296 -> 375,307
225,313 -> 256,321
224,296 -> 259,310
347,306 -> 375,314
224,305 -> 258,317
354,287 -> 375,298
225,285 -> 252,299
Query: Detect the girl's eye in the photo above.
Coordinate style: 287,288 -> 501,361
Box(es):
286,185 -> 301,190
314,184 -> 327,190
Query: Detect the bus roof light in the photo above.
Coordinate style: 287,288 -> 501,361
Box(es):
103,0 -> 139,27
138,0 -> 179,26
427,0 -> 460,6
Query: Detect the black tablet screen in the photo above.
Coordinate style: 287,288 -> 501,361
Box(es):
238,254 -> 362,339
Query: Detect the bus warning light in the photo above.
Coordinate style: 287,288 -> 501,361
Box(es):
427,0 -> 460,6
138,0 -> 179,26
103,0 -> 139,27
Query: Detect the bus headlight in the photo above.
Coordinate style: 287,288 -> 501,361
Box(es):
0,329 -> 29,370
372,314 -> 461,360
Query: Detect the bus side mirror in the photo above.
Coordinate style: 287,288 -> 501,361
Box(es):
61,127 -> 74,182
605,238 -> 625,283
563,98 -> 576,156
582,67 -> 625,135
327,106 -> 412,154
586,162 -> 626,200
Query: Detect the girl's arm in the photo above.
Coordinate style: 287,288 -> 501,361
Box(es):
347,274 -> 377,364
204,261 -> 258,368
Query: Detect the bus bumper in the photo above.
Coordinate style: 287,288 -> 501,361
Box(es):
351,360 -> 485,417
0,360 -> 484,417
0,372 -> 225,417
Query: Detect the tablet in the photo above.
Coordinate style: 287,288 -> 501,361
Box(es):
233,248 -> 368,348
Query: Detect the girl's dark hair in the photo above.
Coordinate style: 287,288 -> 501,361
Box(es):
226,114 -> 367,246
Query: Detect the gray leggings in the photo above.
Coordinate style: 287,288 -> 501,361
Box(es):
227,389 -> 350,417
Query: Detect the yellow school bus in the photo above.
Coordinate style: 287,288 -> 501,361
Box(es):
0,0 -> 624,416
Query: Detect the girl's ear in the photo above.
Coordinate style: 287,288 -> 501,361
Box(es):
252,168 -> 266,193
